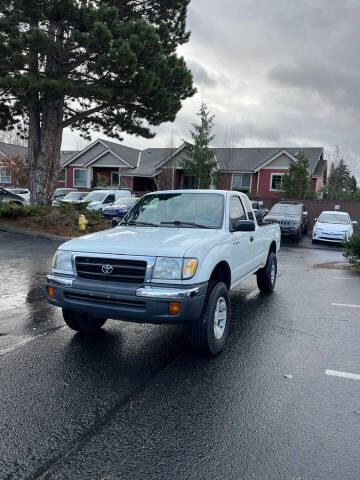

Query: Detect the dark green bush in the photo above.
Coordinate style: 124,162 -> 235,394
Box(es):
342,233 -> 360,266
0,204 -> 48,218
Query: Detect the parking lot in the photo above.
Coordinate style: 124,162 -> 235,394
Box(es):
1,230 -> 360,479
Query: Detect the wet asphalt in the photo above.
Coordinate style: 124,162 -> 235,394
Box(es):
0,231 -> 360,480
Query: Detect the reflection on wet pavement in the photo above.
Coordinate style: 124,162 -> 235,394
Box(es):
0,232 -> 63,354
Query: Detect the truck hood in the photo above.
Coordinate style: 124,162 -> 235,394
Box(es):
59,226 -> 223,257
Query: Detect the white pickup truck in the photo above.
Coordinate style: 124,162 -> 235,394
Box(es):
46,190 -> 280,355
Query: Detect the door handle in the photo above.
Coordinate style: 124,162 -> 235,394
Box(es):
250,236 -> 254,242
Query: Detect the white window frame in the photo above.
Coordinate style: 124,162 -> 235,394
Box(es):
111,170 -> 120,187
73,168 -> 87,187
270,173 -> 285,192
0,166 -> 11,184
59,168 -> 66,183
231,173 -> 252,192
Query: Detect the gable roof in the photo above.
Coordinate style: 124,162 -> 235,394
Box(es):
215,147 -> 323,172
0,141 -> 27,159
120,148 -> 178,177
0,141 -> 79,167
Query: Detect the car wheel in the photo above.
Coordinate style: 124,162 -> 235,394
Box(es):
62,309 -> 107,334
257,251 -> 277,294
191,282 -> 230,356
304,222 -> 308,234
312,238 -> 318,244
294,229 -> 301,241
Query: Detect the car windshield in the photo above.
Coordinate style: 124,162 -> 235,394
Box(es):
114,198 -> 137,207
63,192 -> 85,200
82,191 -> 107,202
270,204 -> 301,215
9,189 -> 28,194
318,213 -> 349,225
123,193 -> 225,229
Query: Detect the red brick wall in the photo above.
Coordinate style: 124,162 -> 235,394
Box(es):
311,178 -> 317,192
251,173 -> 258,192
120,176 -> 133,190
217,173 -> 232,190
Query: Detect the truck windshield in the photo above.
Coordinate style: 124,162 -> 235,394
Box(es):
123,193 -> 225,229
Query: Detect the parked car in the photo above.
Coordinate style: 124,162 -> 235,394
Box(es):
80,189 -> 131,211
262,201 -> 309,241
0,186 -> 29,205
60,191 -> 89,204
7,188 -> 30,202
52,188 -> 78,206
312,211 -> 358,243
251,200 -> 269,225
46,190 -> 280,356
102,197 -> 138,224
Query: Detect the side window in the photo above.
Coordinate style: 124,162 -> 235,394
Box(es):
229,196 -> 246,231
242,196 -> 255,221
105,194 -> 115,204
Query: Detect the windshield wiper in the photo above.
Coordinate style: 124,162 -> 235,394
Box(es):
160,220 -> 211,229
124,221 -> 159,227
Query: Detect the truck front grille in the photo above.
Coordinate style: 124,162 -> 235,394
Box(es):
75,257 -> 147,284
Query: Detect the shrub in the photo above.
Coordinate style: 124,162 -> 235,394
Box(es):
342,233 -> 360,266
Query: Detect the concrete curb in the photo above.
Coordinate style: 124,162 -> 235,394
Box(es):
0,225 -> 71,242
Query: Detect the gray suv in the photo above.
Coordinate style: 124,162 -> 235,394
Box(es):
262,202 -> 309,241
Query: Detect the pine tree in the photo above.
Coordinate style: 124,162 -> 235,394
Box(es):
182,103 -> 217,189
281,152 -> 312,199
350,175 -> 357,193
0,0 -> 195,204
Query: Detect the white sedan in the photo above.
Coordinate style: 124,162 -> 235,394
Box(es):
312,211 -> 358,243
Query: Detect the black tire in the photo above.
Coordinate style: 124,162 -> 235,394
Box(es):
304,222 -> 308,234
191,282 -> 230,356
294,228 -> 301,241
257,251 -> 277,294
62,309 -> 107,334
312,238 -> 317,244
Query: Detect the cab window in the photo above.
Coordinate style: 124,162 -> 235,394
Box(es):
104,194 -> 115,204
229,196 -> 246,231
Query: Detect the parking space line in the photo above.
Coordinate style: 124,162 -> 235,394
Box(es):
326,369 -> 360,380
331,303 -> 360,309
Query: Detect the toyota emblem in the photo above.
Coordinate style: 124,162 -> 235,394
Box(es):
102,264 -> 114,274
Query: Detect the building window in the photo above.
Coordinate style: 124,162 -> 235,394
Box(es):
59,168 -> 66,182
73,168 -> 87,187
0,167 -> 11,184
111,171 -> 120,186
232,174 -> 251,192
270,173 -> 284,191
182,174 -> 195,189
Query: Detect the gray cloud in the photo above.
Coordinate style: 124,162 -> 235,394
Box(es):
63,0 -> 360,178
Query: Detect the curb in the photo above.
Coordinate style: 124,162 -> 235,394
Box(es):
0,225 -> 71,242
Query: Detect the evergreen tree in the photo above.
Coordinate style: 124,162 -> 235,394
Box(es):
324,158 -> 353,200
350,175 -> 357,193
0,0 -> 195,204
281,152 -> 312,199
182,103 -> 217,189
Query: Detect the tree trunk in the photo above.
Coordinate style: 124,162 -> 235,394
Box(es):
28,98 -> 64,205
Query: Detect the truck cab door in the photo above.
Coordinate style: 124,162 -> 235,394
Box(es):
229,196 -> 255,284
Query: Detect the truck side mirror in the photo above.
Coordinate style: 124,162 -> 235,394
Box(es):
234,220 -> 256,232
352,220 -> 358,225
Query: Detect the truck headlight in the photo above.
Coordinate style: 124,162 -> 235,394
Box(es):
52,250 -> 74,274
152,257 -> 198,280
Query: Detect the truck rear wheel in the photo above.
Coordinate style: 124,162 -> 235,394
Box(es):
62,309 -> 107,334
257,252 -> 277,294
191,282 -> 230,356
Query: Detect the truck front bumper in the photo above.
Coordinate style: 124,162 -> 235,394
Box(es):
46,275 -> 207,325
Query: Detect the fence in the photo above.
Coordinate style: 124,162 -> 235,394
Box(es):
260,198 -> 360,230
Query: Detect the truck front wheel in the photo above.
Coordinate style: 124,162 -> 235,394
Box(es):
257,252 -> 277,294
191,282 -> 231,356
62,309 -> 107,334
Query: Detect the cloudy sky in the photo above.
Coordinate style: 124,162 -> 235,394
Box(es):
62,0 -> 360,177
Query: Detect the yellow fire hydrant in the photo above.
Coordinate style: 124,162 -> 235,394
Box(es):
78,214 -> 88,231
